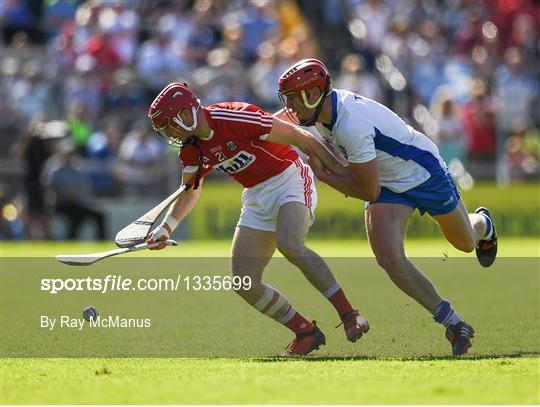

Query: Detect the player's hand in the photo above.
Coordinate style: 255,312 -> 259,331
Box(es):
305,146 -> 326,177
146,223 -> 172,250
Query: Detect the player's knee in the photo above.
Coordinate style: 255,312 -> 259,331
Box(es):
276,238 -> 306,259
446,230 -> 476,253
451,238 -> 476,253
376,255 -> 407,274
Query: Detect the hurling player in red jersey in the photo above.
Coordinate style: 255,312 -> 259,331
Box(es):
145,83 -> 369,356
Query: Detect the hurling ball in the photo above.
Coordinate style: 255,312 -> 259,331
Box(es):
83,306 -> 99,322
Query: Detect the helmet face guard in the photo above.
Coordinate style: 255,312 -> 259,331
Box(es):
278,92 -> 301,125
278,59 -> 331,127
148,83 -> 201,148
172,105 -> 200,132
278,80 -> 330,127
152,125 -> 186,148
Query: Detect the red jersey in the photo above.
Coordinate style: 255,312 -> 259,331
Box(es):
179,102 -> 299,188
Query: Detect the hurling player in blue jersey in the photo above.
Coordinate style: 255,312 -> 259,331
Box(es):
277,59 -> 498,356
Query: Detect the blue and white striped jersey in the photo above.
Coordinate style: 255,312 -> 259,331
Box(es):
314,89 -> 447,193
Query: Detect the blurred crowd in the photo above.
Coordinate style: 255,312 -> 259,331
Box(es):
0,0 -> 539,239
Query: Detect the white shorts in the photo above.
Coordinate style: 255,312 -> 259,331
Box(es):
237,159 -> 317,232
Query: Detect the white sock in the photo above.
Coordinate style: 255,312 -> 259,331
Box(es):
479,213 -> 493,240
444,310 -> 464,327
433,300 -> 464,327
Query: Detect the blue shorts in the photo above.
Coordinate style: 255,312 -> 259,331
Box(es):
365,170 -> 460,216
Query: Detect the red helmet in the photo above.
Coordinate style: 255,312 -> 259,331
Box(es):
148,83 -> 201,143
278,59 -> 332,126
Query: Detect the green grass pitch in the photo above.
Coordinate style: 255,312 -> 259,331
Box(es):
1,238 -> 539,404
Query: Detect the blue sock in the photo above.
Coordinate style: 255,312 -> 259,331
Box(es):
432,300 -> 463,327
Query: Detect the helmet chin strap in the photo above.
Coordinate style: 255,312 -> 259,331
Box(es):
299,78 -> 331,127
301,89 -> 324,109
182,137 -> 204,190
172,104 -> 200,132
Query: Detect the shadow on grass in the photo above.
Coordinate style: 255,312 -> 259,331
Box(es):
3,352 -> 538,362
247,351 -> 540,363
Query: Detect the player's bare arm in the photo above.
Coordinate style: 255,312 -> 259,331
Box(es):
165,175 -> 203,227
310,153 -> 380,201
147,172 -> 203,250
266,116 -> 346,175
273,108 -> 289,121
